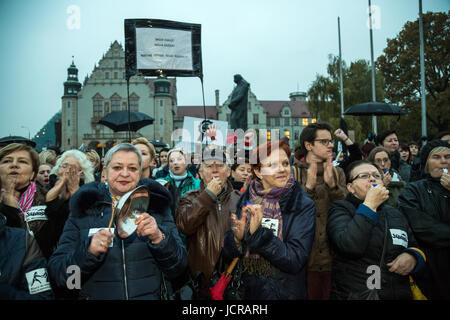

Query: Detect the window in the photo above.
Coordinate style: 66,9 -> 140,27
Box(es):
284,130 -> 290,140
93,99 -> 103,117
160,118 -> 163,125
114,61 -> 118,68
284,110 -> 289,115
302,118 -> 309,126
130,98 -> 139,112
275,118 -> 280,126
104,102 -> 109,113
68,120 -> 70,126
294,131 -> 299,140
67,101 -> 71,109
68,138 -> 70,145
293,118 -> 298,126
312,118 -> 317,123
114,72 -> 118,79
253,114 -> 259,125
111,99 -> 120,112
267,131 -> 271,141
159,100 -> 164,107
105,72 -> 109,79
284,118 -> 289,126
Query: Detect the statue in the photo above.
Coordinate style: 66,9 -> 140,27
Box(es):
228,74 -> 249,131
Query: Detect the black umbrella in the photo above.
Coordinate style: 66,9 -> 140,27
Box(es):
98,111 -> 154,132
344,102 -> 407,116
149,140 -> 170,148
0,136 -> 36,148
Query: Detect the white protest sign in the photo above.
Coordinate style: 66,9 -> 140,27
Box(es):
136,28 -> 193,71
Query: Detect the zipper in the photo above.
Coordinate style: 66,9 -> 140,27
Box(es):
217,200 -> 222,212
121,240 -> 129,300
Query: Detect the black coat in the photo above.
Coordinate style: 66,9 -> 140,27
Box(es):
48,179 -> 188,300
327,194 -> 423,300
398,176 -> 450,299
222,181 -> 316,300
0,213 -> 53,299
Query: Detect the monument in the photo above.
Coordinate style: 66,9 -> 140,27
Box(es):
228,74 -> 250,132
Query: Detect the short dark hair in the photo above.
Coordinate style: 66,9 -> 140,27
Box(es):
345,159 -> 381,183
299,122 -> 333,155
375,130 -> 397,146
434,131 -> 450,140
159,148 -> 170,154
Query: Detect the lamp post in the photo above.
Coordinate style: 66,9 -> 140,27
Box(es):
21,126 -> 30,139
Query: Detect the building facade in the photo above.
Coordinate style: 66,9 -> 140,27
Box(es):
61,41 -> 176,154
60,40 -> 313,154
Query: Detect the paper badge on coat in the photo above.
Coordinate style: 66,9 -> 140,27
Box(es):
261,218 -> 279,237
25,268 -> 51,295
116,186 -> 149,238
390,229 -> 408,247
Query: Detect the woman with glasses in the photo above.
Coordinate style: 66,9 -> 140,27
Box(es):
327,160 -> 425,300
39,150 -> 96,261
367,147 -> 405,208
223,140 -> 316,299
48,143 -> 187,300
398,139 -> 450,299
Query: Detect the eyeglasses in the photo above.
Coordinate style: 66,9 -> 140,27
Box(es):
349,172 -> 383,183
260,160 -> 290,169
374,158 -> 390,164
314,139 -> 333,146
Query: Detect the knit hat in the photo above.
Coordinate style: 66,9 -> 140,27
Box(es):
419,139 -> 450,175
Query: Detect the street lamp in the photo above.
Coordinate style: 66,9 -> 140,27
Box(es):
21,126 -> 30,139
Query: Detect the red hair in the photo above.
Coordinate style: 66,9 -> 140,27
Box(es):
252,140 -> 292,172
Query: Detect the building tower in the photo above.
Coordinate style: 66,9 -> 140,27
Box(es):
61,57 -> 81,150
153,76 -> 174,144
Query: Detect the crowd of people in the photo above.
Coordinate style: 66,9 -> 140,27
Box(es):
0,125 -> 449,300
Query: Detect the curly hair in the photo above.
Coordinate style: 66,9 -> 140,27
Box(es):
51,149 -> 95,183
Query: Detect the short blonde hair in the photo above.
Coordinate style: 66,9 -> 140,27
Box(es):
85,149 -> 100,169
39,150 -> 57,166
131,137 -> 156,160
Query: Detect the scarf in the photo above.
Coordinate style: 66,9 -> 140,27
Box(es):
243,174 -> 296,276
17,181 -> 37,214
169,170 -> 188,188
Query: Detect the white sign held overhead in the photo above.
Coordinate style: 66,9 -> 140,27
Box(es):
136,28 -> 193,71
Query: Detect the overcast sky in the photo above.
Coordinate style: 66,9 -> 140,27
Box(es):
0,0 -> 448,139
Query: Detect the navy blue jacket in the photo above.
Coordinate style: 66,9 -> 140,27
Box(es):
222,181 -> 316,300
48,179 -> 188,300
0,213 -> 53,299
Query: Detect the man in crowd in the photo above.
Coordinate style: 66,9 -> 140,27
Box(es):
176,147 -> 241,298
293,123 -> 347,300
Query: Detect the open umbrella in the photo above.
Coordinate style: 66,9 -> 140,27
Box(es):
98,111 -> 154,132
0,136 -> 36,148
344,102 -> 407,116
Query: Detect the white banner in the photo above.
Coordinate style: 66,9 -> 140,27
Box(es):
136,28 -> 193,71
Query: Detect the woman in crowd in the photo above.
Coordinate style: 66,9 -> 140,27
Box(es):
229,161 -> 252,193
131,137 -> 156,179
35,163 -> 53,190
327,160 -> 425,300
48,143 -> 188,300
41,149 -> 95,259
408,141 -> 420,164
397,143 -> 412,182
222,140 -> 316,299
368,147 -> 405,208
85,149 -> 102,182
0,143 -> 48,248
398,139 -> 450,299
156,149 -> 200,220
154,147 -> 170,179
